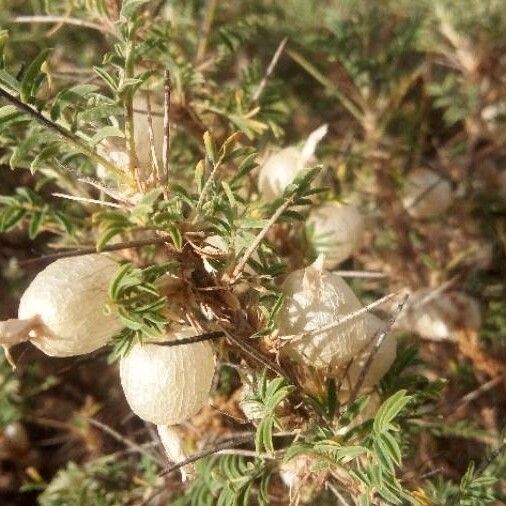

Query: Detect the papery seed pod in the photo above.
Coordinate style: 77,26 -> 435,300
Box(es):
96,95 -> 164,183
278,257 -> 368,369
157,425 -> 194,481
258,125 -> 328,200
120,327 -> 216,425
0,255 -> 122,357
397,290 -> 481,342
342,314 -> 397,391
132,95 -> 165,175
306,202 -> 365,268
401,168 -> 453,219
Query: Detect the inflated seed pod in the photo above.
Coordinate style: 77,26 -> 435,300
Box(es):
120,327 -> 216,425
342,314 -> 397,391
258,125 -> 328,200
96,95 -> 164,182
277,257 -> 368,369
0,254 -> 122,358
397,289 -> 481,342
401,168 -> 453,219
132,95 -> 164,174
306,202 -> 365,268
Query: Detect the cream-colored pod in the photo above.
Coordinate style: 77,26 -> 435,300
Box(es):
342,314 -> 397,391
258,125 -> 328,200
397,290 -> 481,342
15,254 -> 122,357
277,258 -> 368,369
157,425 -> 194,481
401,167 -> 453,219
96,94 -> 164,182
306,202 -> 365,268
120,328 -> 216,425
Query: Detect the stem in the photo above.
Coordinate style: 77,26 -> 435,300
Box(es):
86,417 -> 165,467
146,330 -> 224,347
228,194 -> 296,284
19,236 -> 171,267
123,39 -> 140,186
0,86 -> 130,184
252,37 -> 288,102
145,93 -> 162,189
343,294 -> 409,410
12,15 -> 114,34
196,0 -> 218,62
162,71 -> 171,189
302,292 -> 397,339
160,434 -> 254,476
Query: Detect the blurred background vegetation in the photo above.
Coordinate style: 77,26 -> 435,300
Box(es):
0,0 -> 505,504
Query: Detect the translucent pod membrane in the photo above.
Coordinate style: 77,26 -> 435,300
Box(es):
277,258 -> 369,369
341,314 -> 397,391
257,125 -> 328,200
157,425 -> 194,481
397,289 -> 481,342
17,254 -> 122,357
96,94 -> 164,182
401,167 -> 453,219
120,327 -> 216,425
306,202 -> 365,269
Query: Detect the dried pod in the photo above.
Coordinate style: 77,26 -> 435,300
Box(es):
398,290 -> 481,342
277,257 -> 368,369
0,254 -> 122,358
97,95 -> 164,182
258,125 -> 328,200
132,95 -> 164,174
120,327 -> 216,425
157,425 -> 194,481
342,315 -> 397,391
306,202 -> 365,268
401,168 -> 452,219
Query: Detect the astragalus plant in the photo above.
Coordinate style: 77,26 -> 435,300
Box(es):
0,1 -> 505,505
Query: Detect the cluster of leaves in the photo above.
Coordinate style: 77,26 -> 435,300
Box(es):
32,455 -> 159,506
241,373 -> 294,454
0,186 -> 76,239
174,455 -> 271,506
107,260 -> 176,358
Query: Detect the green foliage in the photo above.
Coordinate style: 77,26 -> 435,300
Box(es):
174,455 -> 271,506
0,186 -> 76,238
241,372 -> 294,453
107,260 -> 176,359
0,1 -> 504,505
35,455 -> 158,506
